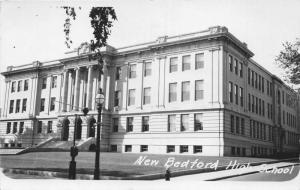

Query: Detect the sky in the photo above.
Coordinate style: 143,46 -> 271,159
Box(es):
0,0 -> 300,109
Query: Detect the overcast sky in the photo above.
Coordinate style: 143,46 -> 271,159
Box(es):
0,0 -> 300,109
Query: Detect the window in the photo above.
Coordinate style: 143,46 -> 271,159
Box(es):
182,55 -> 191,71
128,89 -> 135,106
195,53 -> 204,69
180,145 -> 188,153
167,145 -> 175,153
240,87 -> 243,107
251,71 -> 254,87
140,145 -> 148,152
242,148 -> 246,156
194,113 -> 203,131
193,145 -> 202,153
267,81 -> 270,95
13,122 -> 18,133
237,147 -> 240,155
282,91 -> 284,104
143,87 -> 151,105
50,97 -> 56,111
241,118 -> 245,135
168,115 -> 176,132
22,98 -> 27,112
17,81 -> 22,92
195,80 -> 204,100
15,99 -> 20,113
248,94 -> 251,111
37,121 -> 42,133
40,98 -> 45,112
234,59 -> 238,74
142,116 -> 149,132
112,118 -> 119,132
169,83 -> 177,102
144,62 -> 151,76
125,145 -> 132,152
231,147 -> 236,155
229,55 -> 233,71
255,97 -> 258,114
230,115 -> 234,133
11,81 -> 16,93
47,121 -> 53,133
239,62 -> 243,77
262,77 -> 264,93
229,82 -> 233,103
252,95 -> 255,113
114,91 -> 120,107
129,64 -> 136,78
116,67 -> 121,80
51,76 -> 57,88
259,99 -> 261,115
111,145 -> 117,152
248,69 -> 251,84
9,100 -> 14,113
170,57 -> 178,73
255,73 -> 258,88
234,84 -> 238,105
262,100 -> 265,116
236,116 -> 240,134
181,81 -> 190,101
181,114 -> 189,131
6,123 -> 11,134
259,75 -> 261,91
42,78 -> 47,89
19,122 -> 24,134
126,117 -> 133,132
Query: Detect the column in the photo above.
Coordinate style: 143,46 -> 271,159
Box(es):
74,67 -> 81,111
101,63 -> 108,108
62,70 -> 69,112
67,71 -> 73,111
86,65 -> 93,109
2,80 -> 9,117
105,67 -> 111,110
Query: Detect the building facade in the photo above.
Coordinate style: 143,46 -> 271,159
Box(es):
0,26 -> 299,157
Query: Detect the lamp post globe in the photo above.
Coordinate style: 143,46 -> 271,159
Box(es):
96,93 -> 105,105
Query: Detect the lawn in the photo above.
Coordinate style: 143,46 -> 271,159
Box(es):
0,152 -> 277,177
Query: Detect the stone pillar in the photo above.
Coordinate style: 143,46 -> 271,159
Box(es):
62,70 -> 69,112
67,71 -> 73,111
105,67 -> 111,110
86,65 -> 93,110
2,80 -> 9,117
74,67 -> 81,111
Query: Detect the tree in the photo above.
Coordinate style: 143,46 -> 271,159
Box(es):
276,39 -> 300,85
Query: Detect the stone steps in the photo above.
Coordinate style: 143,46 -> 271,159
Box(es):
0,148 -> 25,155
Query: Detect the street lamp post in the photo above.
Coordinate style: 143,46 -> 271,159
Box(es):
69,114 -> 78,179
94,89 -> 105,180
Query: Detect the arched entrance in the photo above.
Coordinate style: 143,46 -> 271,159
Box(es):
75,117 -> 82,140
61,117 -> 70,141
87,116 -> 96,138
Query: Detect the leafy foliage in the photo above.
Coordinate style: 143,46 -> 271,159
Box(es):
63,7 -> 77,48
276,40 -> 300,84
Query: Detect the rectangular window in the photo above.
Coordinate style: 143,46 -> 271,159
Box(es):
195,53 -> 204,69
234,59 -> 238,74
50,97 -> 56,111
144,62 -> 151,76
128,89 -> 136,106
251,71 -> 254,87
126,117 -> 133,132
259,99 -> 261,115
11,81 -> 16,93
262,77 -> 264,93
241,118 -> 245,135
240,87 -> 243,107
125,145 -> 132,152
255,73 -> 258,89
169,83 -> 177,102
193,145 -> 202,153
37,121 -> 42,133
142,116 -> 149,132
236,116 -> 240,134
195,80 -> 204,100
282,91 -> 285,104
143,87 -> 151,105
51,76 -> 57,88
182,55 -> 191,71
19,122 -> 24,134
180,145 -> 188,153
42,78 -> 47,89
47,121 -> 53,133
167,145 -> 175,153
140,145 -> 148,152
194,113 -> 203,131
129,64 -> 136,78
248,93 -> 251,111
181,81 -> 190,101
116,67 -> 121,80
111,145 -> 117,152
22,98 -> 27,112
248,69 -> 251,84
267,81 -> 270,95
40,98 -> 45,112
229,55 -> 233,72
283,111 -> 285,124
239,62 -> 243,77
181,114 -> 189,131
24,79 -> 29,91
15,99 -> 20,113
252,95 -> 255,112
13,122 -> 18,133
230,115 -> 235,133
9,100 -> 14,113
17,81 -> 22,92
229,82 -> 233,103
262,100 -> 265,116
114,91 -> 120,107
237,147 -> 240,155
168,115 -> 176,132
6,123 -> 11,134
255,97 -> 258,114
231,147 -> 236,155
235,84 -> 238,105
112,118 -> 119,132
259,75 -> 261,91
169,57 -> 178,73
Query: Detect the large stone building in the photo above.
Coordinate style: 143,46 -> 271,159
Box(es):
0,26 -> 299,157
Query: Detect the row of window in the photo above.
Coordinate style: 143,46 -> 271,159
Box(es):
41,76 -> 57,89
40,97 -> 56,112
248,94 -> 267,117
247,68 -> 270,95
36,121 -> 53,134
286,93 -> 298,109
121,145 -> 203,153
286,131 -> 299,145
249,120 -> 268,141
3,143 -> 22,148
9,99 -> 27,114
6,122 -> 24,134
228,82 -> 244,107
231,146 -> 246,156
230,115 -> 245,135
112,114 -> 204,133
228,55 -> 243,78
11,80 -> 29,93
251,146 -> 270,156
284,112 -> 297,128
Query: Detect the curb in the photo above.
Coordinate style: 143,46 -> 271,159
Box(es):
2,158 -> 298,180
